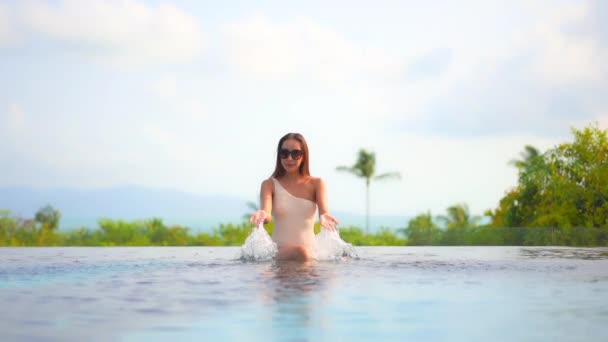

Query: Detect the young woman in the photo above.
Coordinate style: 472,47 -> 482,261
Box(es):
249,133 -> 339,261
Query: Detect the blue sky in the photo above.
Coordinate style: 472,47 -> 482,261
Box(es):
1,0 -> 607,218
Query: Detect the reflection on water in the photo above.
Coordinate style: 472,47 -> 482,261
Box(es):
270,261 -> 321,292
519,247 -> 608,260
261,260 -> 334,338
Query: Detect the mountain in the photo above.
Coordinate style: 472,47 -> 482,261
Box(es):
0,185 -> 249,231
0,185 -> 410,233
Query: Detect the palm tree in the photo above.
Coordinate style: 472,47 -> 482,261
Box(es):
509,145 -> 540,170
400,211 -> 441,245
35,205 -> 61,231
436,203 -> 480,245
337,149 -> 401,234
242,201 -> 259,221
509,145 -> 549,186
436,203 -> 479,229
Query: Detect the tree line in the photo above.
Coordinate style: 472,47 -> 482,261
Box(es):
1,206 -> 606,247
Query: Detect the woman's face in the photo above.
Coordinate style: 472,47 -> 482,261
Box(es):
280,139 -> 303,174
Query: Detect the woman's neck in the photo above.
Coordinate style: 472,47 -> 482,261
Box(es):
282,171 -> 303,182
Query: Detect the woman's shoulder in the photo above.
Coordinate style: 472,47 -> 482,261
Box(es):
262,176 -> 277,192
261,177 -> 275,190
263,177 -> 276,184
308,176 -> 325,187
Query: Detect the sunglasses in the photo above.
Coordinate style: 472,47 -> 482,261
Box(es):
279,148 -> 304,160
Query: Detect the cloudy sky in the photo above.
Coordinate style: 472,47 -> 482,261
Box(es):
1,0 -> 607,218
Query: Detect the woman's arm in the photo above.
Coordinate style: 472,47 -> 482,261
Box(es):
315,177 -> 338,230
249,178 -> 273,225
260,179 -> 273,224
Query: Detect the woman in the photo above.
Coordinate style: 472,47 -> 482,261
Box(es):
249,133 -> 339,261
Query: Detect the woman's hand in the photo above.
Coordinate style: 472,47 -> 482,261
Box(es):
320,213 -> 339,231
249,210 -> 268,226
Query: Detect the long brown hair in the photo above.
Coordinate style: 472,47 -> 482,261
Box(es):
271,133 -> 310,178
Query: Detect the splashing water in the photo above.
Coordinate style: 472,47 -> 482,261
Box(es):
313,228 -> 359,260
240,224 -> 358,261
240,224 -> 278,261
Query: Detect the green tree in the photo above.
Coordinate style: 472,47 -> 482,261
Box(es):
509,145 -> 540,170
437,203 -> 479,229
487,144 -> 550,228
0,210 -> 18,246
34,205 -> 61,245
242,201 -> 259,221
146,218 -> 170,245
401,211 -> 441,245
35,205 -> 61,230
489,123 -> 608,230
536,123 -> 608,227
337,149 -> 401,234
437,203 -> 479,245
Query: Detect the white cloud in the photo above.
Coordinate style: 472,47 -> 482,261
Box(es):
6,103 -> 26,130
0,3 -> 18,47
148,74 -> 206,123
140,123 -> 198,163
392,0 -> 608,138
179,98 -> 206,124
223,13 -> 397,84
217,4 -> 608,140
149,74 -> 177,99
18,0 -> 204,66
527,2 -> 607,85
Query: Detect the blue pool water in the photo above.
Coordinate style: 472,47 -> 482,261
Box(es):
1,246 -> 607,341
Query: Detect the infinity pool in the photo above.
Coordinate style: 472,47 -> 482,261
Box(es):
1,247 -> 607,341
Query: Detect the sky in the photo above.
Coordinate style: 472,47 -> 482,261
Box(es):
1,0 -> 607,218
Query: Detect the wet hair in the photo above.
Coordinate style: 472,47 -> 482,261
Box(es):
271,133 -> 310,178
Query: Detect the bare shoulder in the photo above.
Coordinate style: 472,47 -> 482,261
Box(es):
310,176 -> 325,188
261,178 -> 275,192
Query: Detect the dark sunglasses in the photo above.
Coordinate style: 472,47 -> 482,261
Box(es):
279,148 -> 304,160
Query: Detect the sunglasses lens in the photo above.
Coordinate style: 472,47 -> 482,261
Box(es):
279,149 -> 303,160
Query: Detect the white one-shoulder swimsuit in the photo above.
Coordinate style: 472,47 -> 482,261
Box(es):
271,177 -> 318,250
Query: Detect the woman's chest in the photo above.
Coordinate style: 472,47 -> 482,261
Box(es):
277,180 -> 316,202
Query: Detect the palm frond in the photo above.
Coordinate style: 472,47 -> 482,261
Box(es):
510,145 -> 541,169
336,148 -> 401,234
523,145 -> 540,159
374,172 -> 401,181
336,165 -> 363,177
246,201 -> 259,211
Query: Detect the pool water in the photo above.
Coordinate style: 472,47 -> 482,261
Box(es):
1,246 -> 607,341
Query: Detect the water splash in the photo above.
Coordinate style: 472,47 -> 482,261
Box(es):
240,224 -> 359,261
240,224 -> 277,261
313,228 -> 359,261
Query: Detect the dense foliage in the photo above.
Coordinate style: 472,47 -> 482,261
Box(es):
1,206 -> 605,246
401,209 -> 607,246
487,124 -> 608,229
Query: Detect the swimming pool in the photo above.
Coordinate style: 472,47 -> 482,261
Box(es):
1,246 -> 607,341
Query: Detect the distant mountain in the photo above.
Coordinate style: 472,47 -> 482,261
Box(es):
0,185 -> 250,230
0,186 -> 410,233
